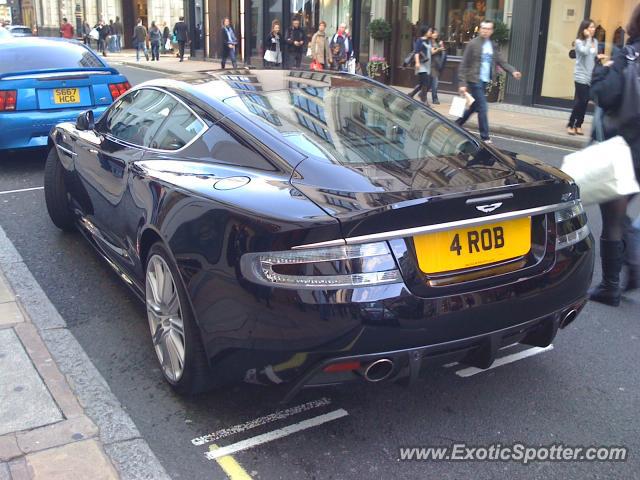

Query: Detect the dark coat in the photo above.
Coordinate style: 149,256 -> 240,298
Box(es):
265,32 -> 283,52
458,35 -> 516,84
221,26 -> 238,56
285,26 -> 305,53
173,21 -> 189,42
591,38 -> 640,173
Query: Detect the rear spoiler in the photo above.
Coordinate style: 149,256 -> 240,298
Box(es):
0,66 -> 120,81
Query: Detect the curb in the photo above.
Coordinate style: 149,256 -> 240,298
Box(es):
0,226 -> 170,480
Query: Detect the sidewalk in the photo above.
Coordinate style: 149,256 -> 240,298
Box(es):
0,272 -> 118,479
105,49 -> 590,150
0,226 -> 169,480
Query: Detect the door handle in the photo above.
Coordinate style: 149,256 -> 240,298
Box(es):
89,148 -> 98,154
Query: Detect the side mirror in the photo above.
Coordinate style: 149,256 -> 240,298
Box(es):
76,110 -> 95,131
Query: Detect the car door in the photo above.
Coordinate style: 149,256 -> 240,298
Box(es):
73,88 -> 178,266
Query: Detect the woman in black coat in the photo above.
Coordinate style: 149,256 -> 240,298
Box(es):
220,17 -> 238,69
589,4 -> 640,305
264,22 -> 283,68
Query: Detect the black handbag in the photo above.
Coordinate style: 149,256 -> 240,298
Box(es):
569,48 -> 576,59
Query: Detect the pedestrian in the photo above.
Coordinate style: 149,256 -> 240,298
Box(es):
149,21 -> 161,61
310,21 -> 332,70
133,18 -> 149,62
108,20 -> 116,52
220,17 -> 238,69
113,17 -> 123,52
82,21 -> 91,46
329,23 -> 350,71
264,21 -> 283,68
567,20 -> 603,136
430,27 -> 446,104
60,17 -> 74,39
162,22 -> 171,53
286,16 -> 305,69
97,20 -> 110,57
410,25 -> 433,105
173,16 -> 189,62
456,19 -> 522,143
588,4 -> 640,305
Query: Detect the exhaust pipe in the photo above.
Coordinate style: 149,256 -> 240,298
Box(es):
560,309 -> 578,329
363,358 -> 395,382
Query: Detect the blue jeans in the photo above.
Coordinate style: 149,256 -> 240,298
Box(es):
221,47 -> 237,68
431,74 -> 439,101
135,42 -> 148,61
458,82 -> 489,140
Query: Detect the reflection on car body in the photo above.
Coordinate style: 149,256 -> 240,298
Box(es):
44,69 -> 594,400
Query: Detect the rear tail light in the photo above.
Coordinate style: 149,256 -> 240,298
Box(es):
108,82 -> 131,100
0,90 -> 17,111
555,202 -> 590,249
240,242 -> 401,289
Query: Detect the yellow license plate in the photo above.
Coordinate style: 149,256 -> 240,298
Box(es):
53,88 -> 80,104
414,217 -> 532,274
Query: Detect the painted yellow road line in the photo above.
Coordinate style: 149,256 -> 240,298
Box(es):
210,444 -> 253,480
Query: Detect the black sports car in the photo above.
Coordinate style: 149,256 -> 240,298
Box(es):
45,70 -> 594,400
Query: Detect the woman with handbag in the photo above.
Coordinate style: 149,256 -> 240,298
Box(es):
264,22 -> 283,68
412,25 -> 433,105
310,21 -> 332,71
587,4 -> 640,305
567,19 -> 601,136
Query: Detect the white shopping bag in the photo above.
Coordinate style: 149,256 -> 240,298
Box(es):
449,96 -> 467,118
561,136 -> 640,205
89,28 -> 99,40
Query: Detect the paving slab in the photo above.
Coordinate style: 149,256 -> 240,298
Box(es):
0,329 -> 62,436
24,439 -> 119,480
0,302 -> 24,326
0,277 -> 12,304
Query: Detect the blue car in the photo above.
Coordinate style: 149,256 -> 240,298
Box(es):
0,37 -> 129,153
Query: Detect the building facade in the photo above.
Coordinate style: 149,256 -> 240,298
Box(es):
206,0 -> 638,108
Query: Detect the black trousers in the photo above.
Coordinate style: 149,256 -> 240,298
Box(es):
288,49 -> 303,68
568,82 -> 591,128
178,40 -> 186,60
408,73 -> 431,102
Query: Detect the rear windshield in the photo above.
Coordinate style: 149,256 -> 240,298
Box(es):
10,27 -> 32,35
223,85 -> 479,165
0,41 -> 104,74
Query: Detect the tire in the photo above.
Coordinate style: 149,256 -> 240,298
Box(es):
44,147 -> 75,231
145,242 -> 213,395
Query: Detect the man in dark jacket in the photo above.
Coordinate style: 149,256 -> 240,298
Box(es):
133,18 -> 149,62
112,16 -> 123,52
456,19 -> 522,142
285,17 -> 305,69
173,17 -> 189,62
220,17 -> 238,69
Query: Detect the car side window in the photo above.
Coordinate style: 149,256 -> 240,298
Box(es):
150,103 -> 205,151
99,89 -> 177,148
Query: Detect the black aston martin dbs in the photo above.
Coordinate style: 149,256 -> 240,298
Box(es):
44,69 -> 594,399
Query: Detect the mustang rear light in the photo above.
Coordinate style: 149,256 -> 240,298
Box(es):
108,82 -> 131,100
240,242 -> 402,289
555,202 -> 590,249
0,90 -> 17,111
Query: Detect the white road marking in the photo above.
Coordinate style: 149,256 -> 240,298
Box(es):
455,345 -> 554,378
0,186 -> 44,196
489,134 -> 579,152
205,409 -> 349,461
191,397 -> 332,446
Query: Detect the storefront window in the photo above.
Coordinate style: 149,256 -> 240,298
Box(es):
440,0 -> 504,56
319,0 -> 351,35
250,0 -> 264,54
540,0 -> 636,102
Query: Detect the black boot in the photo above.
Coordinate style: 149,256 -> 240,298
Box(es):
589,239 -> 624,306
623,216 -> 640,291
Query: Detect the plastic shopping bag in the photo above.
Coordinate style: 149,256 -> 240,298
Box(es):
561,136 -> 640,205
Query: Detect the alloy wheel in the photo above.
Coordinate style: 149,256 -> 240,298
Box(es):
145,254 -> 186,383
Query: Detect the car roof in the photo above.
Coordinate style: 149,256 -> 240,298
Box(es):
138,69 -> 386,128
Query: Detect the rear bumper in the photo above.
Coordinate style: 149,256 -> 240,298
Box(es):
0,106 -> 107,151
195,235 -> 595,395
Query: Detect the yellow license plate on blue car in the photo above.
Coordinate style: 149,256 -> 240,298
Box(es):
53,88 -> 80,104
414,217 -> 532,274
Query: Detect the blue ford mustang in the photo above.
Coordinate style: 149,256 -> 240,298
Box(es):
0,37 -> 129,153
